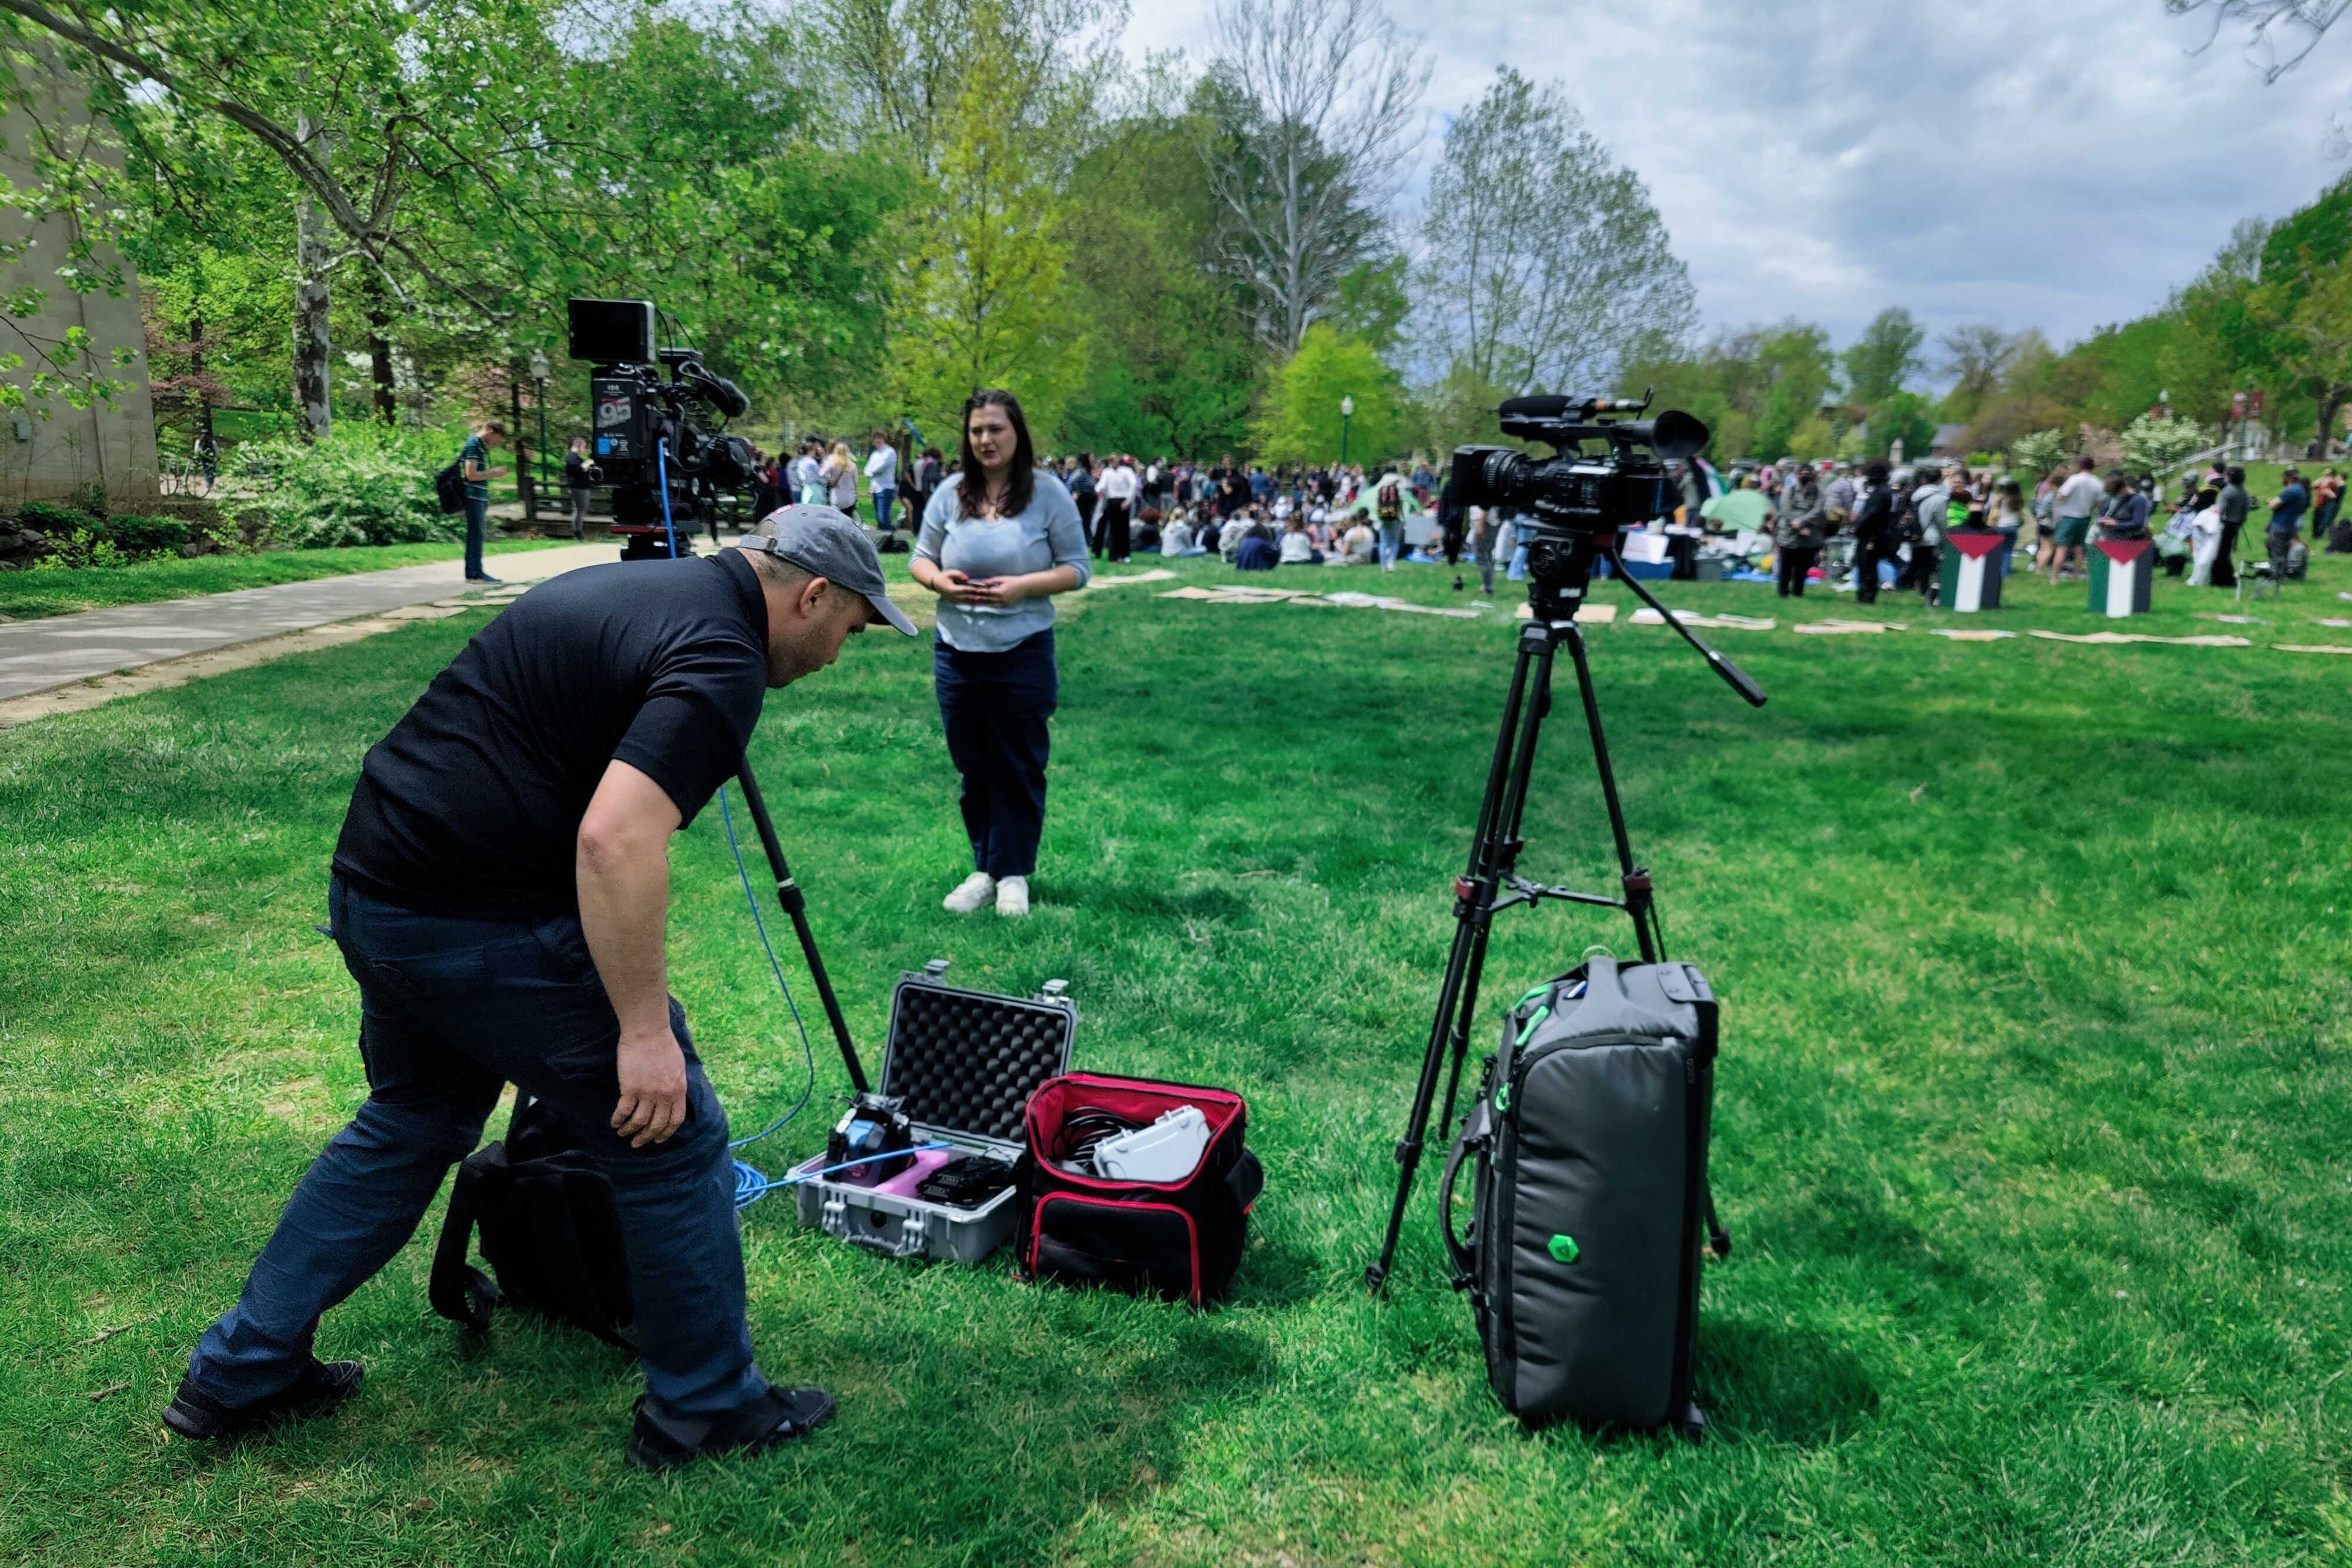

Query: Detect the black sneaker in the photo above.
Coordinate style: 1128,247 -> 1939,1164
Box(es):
465,573 -> 503,584
624,1386 -> 836,1472
162,1358 -> 365,1442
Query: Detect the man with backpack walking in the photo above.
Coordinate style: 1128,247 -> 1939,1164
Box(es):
160,509 -> 917,1470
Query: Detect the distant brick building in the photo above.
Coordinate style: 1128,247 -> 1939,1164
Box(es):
0,56 -> 159,507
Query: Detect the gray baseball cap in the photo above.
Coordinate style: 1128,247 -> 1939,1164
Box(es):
738,505 -> 917,636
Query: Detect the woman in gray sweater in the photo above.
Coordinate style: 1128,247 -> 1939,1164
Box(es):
909,389 -> 1091,918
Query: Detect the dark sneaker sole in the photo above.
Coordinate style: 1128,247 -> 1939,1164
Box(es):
624,1390 -> 836,1472
162,1362 -> 365,1442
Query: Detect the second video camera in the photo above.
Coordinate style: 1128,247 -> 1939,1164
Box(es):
570,297 -> 758,558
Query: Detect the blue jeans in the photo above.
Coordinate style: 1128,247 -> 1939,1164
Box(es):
183,877 -> 767,1422
936,630 -> 1057,878
463,493 -> 489,579
873,488 -> 896,534
1377,524 -> 1401,568
1996,528 -> 2019,576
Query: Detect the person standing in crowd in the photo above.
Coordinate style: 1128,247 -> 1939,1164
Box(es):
2213,465 -> 2251,588
2186,481 -> 2226,586
1906,463 -> 1949,600
1095,453 -> 1137,563
865,432 -> 900,544
904,444 -> 944,537
910,390 -> 1089,921
1373,467 -> 1406,571
457,420 -> 506,584
1775,464 -> 1827,597
2029,467 -> 2059,574
1987,477 -> 2027,574
822,441 -> 858,516
1849,462 -> 1895,604
2268,467 -> 2309,580
564,436 -> 600,541
2100,471 -> 2151,539
790,439 -> 822,506
2311,466 -> 2344,544
1820,460 -> 1856,536
1066,453 -> 1098,554
1468,505 -> 1500,596
2047,455 -> 2102,585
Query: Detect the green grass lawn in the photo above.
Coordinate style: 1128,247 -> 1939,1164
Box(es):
0,538 -> 567,620
4,549 -> 2350,1566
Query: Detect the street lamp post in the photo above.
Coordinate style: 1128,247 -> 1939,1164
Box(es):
529,349 -> 552,500
1340,394 -> 1355,465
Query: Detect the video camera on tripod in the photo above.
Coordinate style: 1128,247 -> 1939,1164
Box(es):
1371,392 -> 1764,1436
569,297 -> 758,560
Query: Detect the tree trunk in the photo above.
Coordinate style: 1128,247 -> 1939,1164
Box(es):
292,114 -> 333,442
190,312 -> 213,443
512,372 -> 536,524
2316,386 -> 2346,460
363,277 -> 396,423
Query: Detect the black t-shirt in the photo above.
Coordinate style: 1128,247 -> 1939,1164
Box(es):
333,552 -> 769,916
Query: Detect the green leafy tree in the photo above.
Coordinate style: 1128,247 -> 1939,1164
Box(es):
2250,246 -> 2352,453
1252,323 -> 1403,465
1872,389 -> 1936,462
891,3 -> 1087,442
2010,427 -> 2068,478
2119,412 -> 2214,474
1747,322 -> 1835,462
1842,307 -> 1925,407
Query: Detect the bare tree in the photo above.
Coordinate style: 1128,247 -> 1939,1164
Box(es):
2167,0 -> 2349,79
1200,0 -> 1428,356
1939,324 -> 2019,417
1414,68 -> 1692,408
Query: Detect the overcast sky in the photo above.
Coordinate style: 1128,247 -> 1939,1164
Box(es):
1125,0 -> 2349,360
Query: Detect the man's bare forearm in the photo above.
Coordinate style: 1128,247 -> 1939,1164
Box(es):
577,813 -> 673,1038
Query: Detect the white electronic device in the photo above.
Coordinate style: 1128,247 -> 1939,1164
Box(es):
1092,1105 -> 1211,1182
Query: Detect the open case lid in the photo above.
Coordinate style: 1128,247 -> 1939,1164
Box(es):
877,960 -> 1076,1153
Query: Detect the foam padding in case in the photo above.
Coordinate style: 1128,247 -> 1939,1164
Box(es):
883,984 -> 1072,1142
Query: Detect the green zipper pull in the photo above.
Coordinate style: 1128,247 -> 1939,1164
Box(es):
1548,1234 -> 1580,1265
1494,1082 -> 1511,1112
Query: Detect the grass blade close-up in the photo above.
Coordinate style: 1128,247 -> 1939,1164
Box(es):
3,553 -> 2348,1567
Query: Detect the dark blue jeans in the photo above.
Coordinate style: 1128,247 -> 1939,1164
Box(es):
463,493 -> 489,579
936,630 -> 1057,878
183,877 -> 768,1421
872,487 -> 896,534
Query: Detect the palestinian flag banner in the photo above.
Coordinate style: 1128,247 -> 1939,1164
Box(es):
1937,530 -> 2005,612
2088,537 -> 2154,618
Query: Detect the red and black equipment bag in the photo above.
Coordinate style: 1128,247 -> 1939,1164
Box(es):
1017,1073 -> 1264,1306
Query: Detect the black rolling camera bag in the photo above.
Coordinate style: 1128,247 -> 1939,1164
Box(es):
1018,1072 -> 1264,1306
429,1093 -> 636,1352
1442,955 -> 1728,1434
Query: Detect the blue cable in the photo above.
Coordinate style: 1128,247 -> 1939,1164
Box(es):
734,1142 -> 952,1209
656,439 -> 824,1208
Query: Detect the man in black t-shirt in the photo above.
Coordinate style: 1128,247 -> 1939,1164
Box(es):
165,507 -> 914,1470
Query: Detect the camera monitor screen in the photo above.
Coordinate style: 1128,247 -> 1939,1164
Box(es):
568,298 -> 656,365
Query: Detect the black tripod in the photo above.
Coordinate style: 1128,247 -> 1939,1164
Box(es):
732,764 -> 870,1093
1366,530 -> 1765,1293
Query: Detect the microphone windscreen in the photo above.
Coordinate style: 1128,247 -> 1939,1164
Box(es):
1499,394 -> 1573,421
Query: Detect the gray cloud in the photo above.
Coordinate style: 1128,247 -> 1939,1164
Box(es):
1125,0 -> 2346,355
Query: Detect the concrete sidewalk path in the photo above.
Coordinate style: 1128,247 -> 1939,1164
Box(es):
0,543 -> 619,701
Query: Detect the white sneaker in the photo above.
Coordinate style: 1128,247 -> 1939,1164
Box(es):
942,872 -> 995,913
995,876 -> 1030,918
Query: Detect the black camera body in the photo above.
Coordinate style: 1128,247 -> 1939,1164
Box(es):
1449,394 -> 1708,539
570,298 -> 756,557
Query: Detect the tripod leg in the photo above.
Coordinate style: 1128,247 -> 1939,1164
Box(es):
1370,628 -> 1563,1292
734,764 -> 870,1094
1368,630 -> 1546,1293
1561,623 -> 1661,964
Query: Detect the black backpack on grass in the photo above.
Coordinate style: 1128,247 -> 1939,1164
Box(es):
429,1094 -> 636,1352
1442,955 -> 1729,1435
